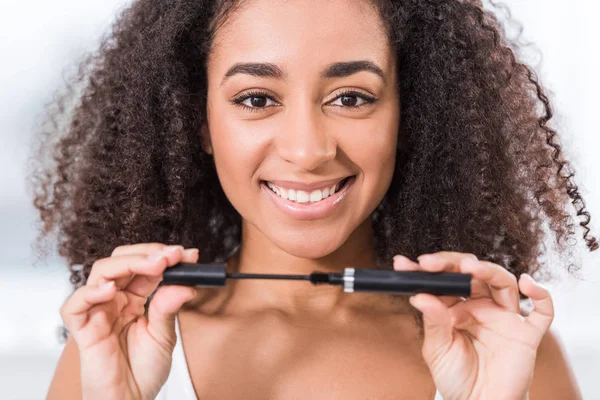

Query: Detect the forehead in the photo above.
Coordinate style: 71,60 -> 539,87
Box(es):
208,0 -> 392,75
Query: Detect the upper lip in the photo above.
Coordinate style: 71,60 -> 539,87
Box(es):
263,176 -> 353,191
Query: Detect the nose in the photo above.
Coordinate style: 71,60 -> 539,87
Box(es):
276,102 -> 337,171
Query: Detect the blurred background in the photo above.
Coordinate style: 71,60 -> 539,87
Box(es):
1,0 -> 598,399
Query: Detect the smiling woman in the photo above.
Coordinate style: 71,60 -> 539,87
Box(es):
200,0 -> 400,264
31,0 -> 594,399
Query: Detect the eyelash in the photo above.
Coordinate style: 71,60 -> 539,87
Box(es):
231,89 -> 378,113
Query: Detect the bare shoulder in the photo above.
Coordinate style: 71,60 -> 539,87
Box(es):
529,327 -> 582,400
47,335 -> 82,399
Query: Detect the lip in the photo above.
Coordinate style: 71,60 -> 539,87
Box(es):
261,175 -> 356,221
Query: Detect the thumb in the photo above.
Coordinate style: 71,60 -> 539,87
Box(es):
146,285 -> 196,349
410,294 -> 454,364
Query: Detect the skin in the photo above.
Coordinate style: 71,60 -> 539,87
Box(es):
47,0 -> 582,399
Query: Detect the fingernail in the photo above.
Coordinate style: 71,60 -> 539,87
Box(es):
417,254 -> 433,262
408,295 -> 420,308
394,254 -> 414,265
522,273 -> 534,282
464,255 -> 480,268
163,245 -> 184,254
100,281 -> 115,290
147,252 -> 164,262
183,248 -> 199,257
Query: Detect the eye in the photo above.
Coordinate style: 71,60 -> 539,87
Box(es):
232,90 -> 279,113
329,90 -> 378,109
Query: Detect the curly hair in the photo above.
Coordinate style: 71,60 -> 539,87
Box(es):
28,0 -> 597,333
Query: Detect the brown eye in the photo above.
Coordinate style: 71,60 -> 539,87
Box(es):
248,96 -> 268,107
340,95 -> 358,107
329,90 -> 377,108
232,90 -> 278,113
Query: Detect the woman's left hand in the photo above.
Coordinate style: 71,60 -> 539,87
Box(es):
394,251 -> 554,400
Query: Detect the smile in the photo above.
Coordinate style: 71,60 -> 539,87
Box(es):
260,175 -> 356,221
264,176 -> 351,204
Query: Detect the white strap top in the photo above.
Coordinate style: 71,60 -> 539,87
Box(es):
154,315 -> 451,400
154,316 -> 197,399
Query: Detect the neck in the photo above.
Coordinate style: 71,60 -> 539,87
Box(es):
222,218 -> 383,315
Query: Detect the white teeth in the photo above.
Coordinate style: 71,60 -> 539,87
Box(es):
265,178 -> 349,204
296,190 -> 310,203
309,190 -> 322,202
287,189 -> 296,201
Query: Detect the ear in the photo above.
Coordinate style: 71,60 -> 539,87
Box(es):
200,123 -> 213,155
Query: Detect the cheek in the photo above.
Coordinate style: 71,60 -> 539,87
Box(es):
343,122 -> 397,181
208,117 -> 277,214
337,99 -> 399,175
209,119 -> 258,190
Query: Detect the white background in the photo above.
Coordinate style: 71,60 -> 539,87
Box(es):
0,0 -> 598,399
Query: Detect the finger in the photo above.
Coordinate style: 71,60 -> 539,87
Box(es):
110,242 -> 167,257
145,285 -> 197,349
416,251 -> 466,272
519,274 -> 554,334
447,297 -> 539,346
60,282 -> 117,332
417,252 -> 493,299
460,257 -> 520,313
409,293 -> 454,364
471,278 -> 493,299
419,252 -> 518,312
393,255 -> 420,271
108,243 -> 185,288
180,248 -> 200,263
87,246 -> 184,287
125,248 -> 200,298
394,254 -> 467,307
417,251 -> 478,273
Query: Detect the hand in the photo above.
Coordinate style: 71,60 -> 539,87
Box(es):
393,251 -> 553,400
60,243 -> 199,400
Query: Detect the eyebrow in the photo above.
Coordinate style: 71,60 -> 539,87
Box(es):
220,60 -> 386,87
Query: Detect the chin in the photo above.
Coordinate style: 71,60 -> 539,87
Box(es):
269,229 -> 350,260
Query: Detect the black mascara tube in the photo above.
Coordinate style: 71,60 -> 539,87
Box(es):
340,268 -> 471,297
161,263 -> 472,297
162,263 -> 228,287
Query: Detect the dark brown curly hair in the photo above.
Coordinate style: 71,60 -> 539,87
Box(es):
29,0 -> 597,331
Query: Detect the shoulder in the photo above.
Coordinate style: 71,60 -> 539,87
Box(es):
529,327 -> 583,400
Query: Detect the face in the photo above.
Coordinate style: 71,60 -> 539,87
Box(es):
202,0 -> 400,260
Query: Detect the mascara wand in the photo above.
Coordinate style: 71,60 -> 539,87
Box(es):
161,263 -> 472,297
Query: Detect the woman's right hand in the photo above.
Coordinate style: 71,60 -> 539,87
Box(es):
60,243 -> 199,400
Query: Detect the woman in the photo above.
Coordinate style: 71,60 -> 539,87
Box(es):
33,0 -> 595,398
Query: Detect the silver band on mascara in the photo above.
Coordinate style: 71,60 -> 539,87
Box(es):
343,268 -> 356,293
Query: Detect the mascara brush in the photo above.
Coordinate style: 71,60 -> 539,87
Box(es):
161,262 -> 472,297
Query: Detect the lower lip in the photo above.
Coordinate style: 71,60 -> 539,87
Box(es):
261,176 -> 356,221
